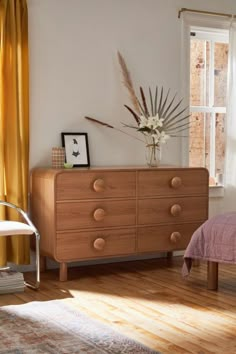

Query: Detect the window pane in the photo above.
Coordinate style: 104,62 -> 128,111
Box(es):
214,43 -> 228,107
189,112 -> 208,167
189,30 -> 228,186
189,112 -> 211,171
189,112 -> 225,184
205,113 -> 211,173
190,39 -> 210,106
215,113 -> 225,176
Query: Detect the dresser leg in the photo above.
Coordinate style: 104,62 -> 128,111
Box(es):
207,261 -> 218,290
59,262 -> 68,281
40,255 -> 47,272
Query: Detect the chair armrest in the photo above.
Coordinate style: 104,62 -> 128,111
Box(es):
0,200 -> 38,234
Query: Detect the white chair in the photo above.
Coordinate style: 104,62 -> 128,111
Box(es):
0,200 -> 40,290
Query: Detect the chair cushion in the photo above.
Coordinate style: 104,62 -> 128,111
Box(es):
0,221 -> 35,236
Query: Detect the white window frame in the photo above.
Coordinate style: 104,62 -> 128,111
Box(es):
189,28 -> 228,180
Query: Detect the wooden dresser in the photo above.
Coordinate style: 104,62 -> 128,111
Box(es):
30,166 -> 209,281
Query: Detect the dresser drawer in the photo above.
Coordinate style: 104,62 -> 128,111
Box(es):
56,171 -> 136,200
138,168 -> 208,197
138,196 -> 208,225
138,223 -> 201,252
56,228 -> 136,261
56,200 -> 136,230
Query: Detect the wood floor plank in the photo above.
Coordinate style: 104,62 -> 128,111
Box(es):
68,275 -> 229,353
1,256 -> 236,353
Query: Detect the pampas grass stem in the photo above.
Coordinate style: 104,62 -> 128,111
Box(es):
85,116 -> 145,143
117,51 -> 141,116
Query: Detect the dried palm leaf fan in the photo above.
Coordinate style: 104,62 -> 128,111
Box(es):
85,52 -> 190,141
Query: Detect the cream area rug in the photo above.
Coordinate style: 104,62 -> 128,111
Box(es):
0,299 -> 160,354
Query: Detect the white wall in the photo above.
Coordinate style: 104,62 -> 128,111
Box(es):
27,0 -> 236,216
27,0 -> 236,168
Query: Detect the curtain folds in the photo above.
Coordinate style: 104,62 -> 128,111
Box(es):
0,0 -> 30,265
224,18 -> 236,210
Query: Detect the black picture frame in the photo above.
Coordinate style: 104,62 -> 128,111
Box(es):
61,132 -> 90,167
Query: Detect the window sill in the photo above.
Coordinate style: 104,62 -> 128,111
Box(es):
209,185 -> 224,198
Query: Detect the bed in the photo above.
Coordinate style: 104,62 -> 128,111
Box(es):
182,212 -> 236,290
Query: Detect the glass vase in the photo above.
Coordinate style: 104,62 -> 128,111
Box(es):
145,144 -> 161,167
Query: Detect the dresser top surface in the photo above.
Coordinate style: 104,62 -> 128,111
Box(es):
31,165 -> 209,175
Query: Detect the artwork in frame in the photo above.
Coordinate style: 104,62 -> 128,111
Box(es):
61,132 -> 90,167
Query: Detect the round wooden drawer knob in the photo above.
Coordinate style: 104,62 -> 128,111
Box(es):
170,204 -> 182,216
170,231 -> 181,243
93,237 -> 106,250
93,208 -> 106,221
170,176 -> 182,189
93,179 -> 106,192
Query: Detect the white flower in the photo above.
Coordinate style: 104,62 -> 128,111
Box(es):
148,113 -> 164,129
139,115 -> 148,128
139,113 -> 164,130
160,131 -> 170,144
151,131 -> 170,145
138,113 -> 169,146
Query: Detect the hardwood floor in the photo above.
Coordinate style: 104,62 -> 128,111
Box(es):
1,256 -> 236,353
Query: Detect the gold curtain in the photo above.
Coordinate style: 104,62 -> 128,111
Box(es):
0,0 -> 30,265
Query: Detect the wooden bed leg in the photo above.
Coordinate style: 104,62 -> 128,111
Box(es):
59,262 -> 68,281
207,261 -> 218,290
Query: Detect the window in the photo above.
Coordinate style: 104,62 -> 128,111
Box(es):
189,28 -> 229,186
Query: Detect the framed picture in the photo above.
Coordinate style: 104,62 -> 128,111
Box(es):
61,132 -> 90,167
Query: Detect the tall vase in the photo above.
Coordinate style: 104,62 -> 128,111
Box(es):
145,144 -> 161,167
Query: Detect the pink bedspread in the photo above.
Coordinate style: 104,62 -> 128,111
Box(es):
182,212 -> 236,277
